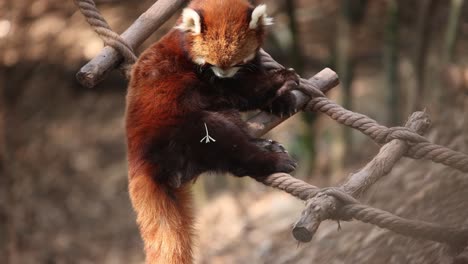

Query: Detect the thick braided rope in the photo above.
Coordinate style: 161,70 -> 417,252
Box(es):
262,175 -> 468,248
75,0 -> 137,67
308,97 -> 468,172
325,188 -> 468,249
259,173 -> 321,200
256,51 -> 468,249
260,50 -> 468,172
340,204 -> 468,248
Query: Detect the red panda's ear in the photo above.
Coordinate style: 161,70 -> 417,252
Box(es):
249,4 -> 274,29
175,8 -> 202,34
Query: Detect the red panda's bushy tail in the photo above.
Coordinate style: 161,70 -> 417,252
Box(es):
128,165 -> 194,264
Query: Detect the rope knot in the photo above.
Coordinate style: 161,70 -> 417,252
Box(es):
385,126 -> 429,144
315,187 -> 356,221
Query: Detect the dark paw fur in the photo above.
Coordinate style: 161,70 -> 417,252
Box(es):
252,139 -> 297,173
252,139 -> 287,153
264,68 -> 300,117
274,152 -> 297,173
266,92 -> 297,118
269,68 -> 300,93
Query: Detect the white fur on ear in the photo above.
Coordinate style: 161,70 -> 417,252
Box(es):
175,8 -> 201,34
249,4 -> 274,29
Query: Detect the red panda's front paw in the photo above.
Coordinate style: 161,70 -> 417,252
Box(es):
269,68 -> 300,95
273,152 -> 297,173
264,68 -> 300,117
252,138 -> 287,153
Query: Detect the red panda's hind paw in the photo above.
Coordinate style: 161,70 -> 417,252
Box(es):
263,91 -> 297,118
252,139 -> 297,173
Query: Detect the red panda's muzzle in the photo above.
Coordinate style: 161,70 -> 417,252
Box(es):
211,66 -> 241,78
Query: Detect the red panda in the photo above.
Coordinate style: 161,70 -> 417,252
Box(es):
126,0 -> 298,263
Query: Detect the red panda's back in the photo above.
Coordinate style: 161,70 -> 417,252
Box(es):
125,30 -> 198,166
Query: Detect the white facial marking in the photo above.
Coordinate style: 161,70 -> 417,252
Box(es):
193,57 -> 206,65
175,8 -> 201,34
249,4 -> 274,29
211,66 -> 240,78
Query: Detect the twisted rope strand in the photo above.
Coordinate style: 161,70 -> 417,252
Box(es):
341,204 -> 468,249
324,189 -> 468,249
259,173 -> 321,200
75,0 -> 137,66
262,174 -> 468,249
307,97 -> 468,172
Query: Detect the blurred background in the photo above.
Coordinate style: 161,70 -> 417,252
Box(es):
1,0 -> 468,263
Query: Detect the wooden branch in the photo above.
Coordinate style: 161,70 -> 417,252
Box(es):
292,111 -> 431,242
76,0 -> 187,88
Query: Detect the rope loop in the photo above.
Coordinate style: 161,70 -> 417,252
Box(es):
75,0 -> 137,76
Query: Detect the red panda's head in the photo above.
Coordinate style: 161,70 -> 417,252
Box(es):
176,0 -> 273,78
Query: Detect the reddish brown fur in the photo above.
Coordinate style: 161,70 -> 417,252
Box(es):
188,0 -> 263,68
129,164 -> 193,264
126,31 -> 197,264
126,1 -> 297,263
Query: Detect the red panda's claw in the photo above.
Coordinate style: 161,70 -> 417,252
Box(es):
270,68 -> 300,92
286,68 -> 300,86
276,80 -> 297,96
294,78 -> 300,86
